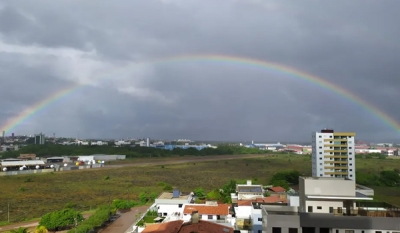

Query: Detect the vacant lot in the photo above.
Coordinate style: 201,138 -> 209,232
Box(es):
0,154 -> 399,223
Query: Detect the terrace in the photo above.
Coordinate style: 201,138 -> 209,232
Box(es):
334,202 -> 400,218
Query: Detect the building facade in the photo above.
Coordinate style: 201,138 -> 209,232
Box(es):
34,133 -> 45,145
312,129 -> 355,180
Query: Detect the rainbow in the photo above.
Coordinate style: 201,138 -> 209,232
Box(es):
1,54 -> 399,134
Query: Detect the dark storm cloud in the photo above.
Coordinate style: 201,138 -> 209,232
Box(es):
0,0 -> 399,141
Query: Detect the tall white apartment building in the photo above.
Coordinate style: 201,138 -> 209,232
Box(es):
312,129 -> 355,180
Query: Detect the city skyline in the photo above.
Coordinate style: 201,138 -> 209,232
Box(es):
0,1 -> 399,141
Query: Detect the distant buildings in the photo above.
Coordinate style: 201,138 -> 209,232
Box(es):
34,133 -> 45,145
312,129 -> 355,180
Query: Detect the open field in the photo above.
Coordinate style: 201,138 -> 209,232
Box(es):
0,154 -> 400,224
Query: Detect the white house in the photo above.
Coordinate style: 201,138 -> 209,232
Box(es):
182,202 -> 232,224
236,180 -> 264,200
154,190 -> 194,217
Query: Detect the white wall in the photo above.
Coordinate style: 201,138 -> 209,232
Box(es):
288,196 -> 300,207
157,204 -> 184,216
303,178 -> 355,196
305,200 -> 343,213
235,206 -> 252,219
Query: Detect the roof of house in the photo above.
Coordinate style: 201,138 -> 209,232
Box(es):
1,160 -> 45,166
142,220 -> 234,233
255,196 -> 287,203
142,220 -> 183,233
183,204 -> 230,215
237,200 -> 253,206
269,186 -> 286,193
179,220 -> 234,233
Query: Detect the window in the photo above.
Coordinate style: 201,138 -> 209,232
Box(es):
349,158 -> 352,160
336,230 -> 339,233
319,136 -> 322,138
349,163 -> 352,166
350,169 -> 353,171
258,231 -> 262,233
258,218 -> 262,221
345,231 -> 354,233
329,136 -> 332,138
308,206 -> 313,212
289,228 -> 298,233
319,152 -> 322,154
178,204 -> 183,208
317,206 -> 322,210
329,207 -> 333,213
208,215 -> 213,219
349,152 -> 353,155
320,163 -> 322,165
361,231 -> 364,233
319,146 -> 322,149
319,157 -> 322,160
350,175 -> 353,177
375,231 -> 382,233
349,147 -> 352,149
320,174 -> 323,177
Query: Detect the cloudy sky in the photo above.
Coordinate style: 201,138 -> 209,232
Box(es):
0,0 -> 399,142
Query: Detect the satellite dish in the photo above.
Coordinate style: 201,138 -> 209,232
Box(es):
64,163 -> 67,167
36,165 -> 40,169
3,168 -> 7,171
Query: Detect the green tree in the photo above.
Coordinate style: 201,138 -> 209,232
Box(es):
139,192 -> 148,204
380,170 -> 400,187
39,208 -> 83,231
149,192 -> 158,202
194,188 -> 206,199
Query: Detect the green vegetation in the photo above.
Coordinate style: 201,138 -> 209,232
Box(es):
111,199 -> 137,210
143,210 -> 158,223
67,206 -> 114,233
38,208 -> 83,231
6,227 -> 29,233
269,170 -> 301,190
0,154 -> 400,223
1,144 -> 275,159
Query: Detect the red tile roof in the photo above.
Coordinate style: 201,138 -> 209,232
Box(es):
179,220 -> 234,233
269,186 -> 286,193
142,220 -> 183,233
255,196 -> 287,203
142,220 -> 234,233
183,204 -> 230,215
237,200 -> 253,206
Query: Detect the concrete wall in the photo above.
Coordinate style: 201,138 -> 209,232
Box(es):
265,214 -> 302,233
305,200 -> 344,213
251,208 -> 263,233
302,178 -> 355,196
299,212 -> 400,230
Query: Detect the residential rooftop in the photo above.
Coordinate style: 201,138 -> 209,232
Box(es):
157,192 -> 192,200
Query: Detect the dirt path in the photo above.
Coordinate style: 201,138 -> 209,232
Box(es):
99,206 -> 149,233
0,214 -> 92,233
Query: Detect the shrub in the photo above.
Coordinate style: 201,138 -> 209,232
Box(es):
112,199 -> 137,210
39,208 -> 83,231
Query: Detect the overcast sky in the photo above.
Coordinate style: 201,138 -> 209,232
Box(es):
0,0 -> 399,142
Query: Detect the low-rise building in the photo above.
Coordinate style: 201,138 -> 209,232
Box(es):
182,202 -> 232,223
260,177 -> 400,233
155,190 -> 194,217
236,180 -> 264,200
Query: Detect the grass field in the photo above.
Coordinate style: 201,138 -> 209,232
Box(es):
0,154 -> 399,223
